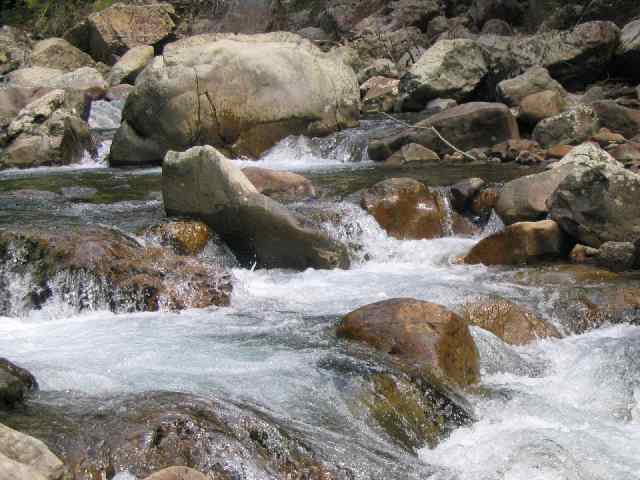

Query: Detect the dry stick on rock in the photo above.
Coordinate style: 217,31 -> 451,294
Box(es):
380,112 -> 478,161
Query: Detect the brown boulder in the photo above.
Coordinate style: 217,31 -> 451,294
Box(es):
591,100 -> 640,139
608,142 -> 640,166
463,220 -> 572,265
369,102 -> 519,161
241,166 -> 316,202
384,143 -> 441,167
337,298 -> 480,387
358,178 -> 448,239
462,298 -> 561,345
519,90 -> 566,125
66,3 -> 176,65
30,38 -> 95,72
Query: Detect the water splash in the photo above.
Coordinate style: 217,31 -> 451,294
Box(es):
234,119 -> 397,172
421,325 -> 640,480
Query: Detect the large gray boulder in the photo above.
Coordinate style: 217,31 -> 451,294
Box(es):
398,39 -> 488,111
369,102 -> 519,161
496,143 -> 618,225
0,423 -> 64,480
549,156 -> 640,247
110,32 -> 359,166
162,146 -> 350,270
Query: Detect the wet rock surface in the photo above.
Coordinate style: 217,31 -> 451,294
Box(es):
1,392 -> 348,480
0,359 -> 37,409
338,298 -> 480,387
0,224 -> 232,314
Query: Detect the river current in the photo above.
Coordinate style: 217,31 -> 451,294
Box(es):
1,100 -> 639,479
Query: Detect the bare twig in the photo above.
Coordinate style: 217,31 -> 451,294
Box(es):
380,112 -> 477,161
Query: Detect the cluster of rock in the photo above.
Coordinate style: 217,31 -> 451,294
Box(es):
460,142 -> 640,272
0,1 -> 639,170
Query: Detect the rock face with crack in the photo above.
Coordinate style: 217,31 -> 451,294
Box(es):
109,32 -> 360,166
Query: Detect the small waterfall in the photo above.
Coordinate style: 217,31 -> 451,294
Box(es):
81,99 -> 125,167
240,119 -> 397,171
433,187 -> 455,237
481,209 -> 505,237
0,241 -> 40,317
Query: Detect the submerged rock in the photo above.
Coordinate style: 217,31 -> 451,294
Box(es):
110,32 -> 359,165
463,220 -> 572,266
0,359 -> 37,409
0,422 -> 64,480
462,298 -> 560,345
3,392 -> 345,480
0,225 -> 232,314
337,298 -> 480,387
162,146 -> 349,270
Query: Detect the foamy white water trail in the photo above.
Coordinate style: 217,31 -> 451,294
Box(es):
421,326 -> 640,480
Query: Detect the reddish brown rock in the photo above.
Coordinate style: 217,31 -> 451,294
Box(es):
462,298 -> 561,345
519,90 -> 566,125
241,166 -> 316,202
547,144 -> 573,159
358,178 -> 447,239
463,220 -> 572,266
337,298 -> 480,387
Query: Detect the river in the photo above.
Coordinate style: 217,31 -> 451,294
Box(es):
1,100 -> 639,480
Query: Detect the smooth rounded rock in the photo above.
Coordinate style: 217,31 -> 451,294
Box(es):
338,298 -> 480,387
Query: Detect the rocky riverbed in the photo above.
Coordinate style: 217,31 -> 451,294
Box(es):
1,1 -> 640,479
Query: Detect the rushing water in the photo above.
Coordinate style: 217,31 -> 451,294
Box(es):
1,110 -> 640,479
